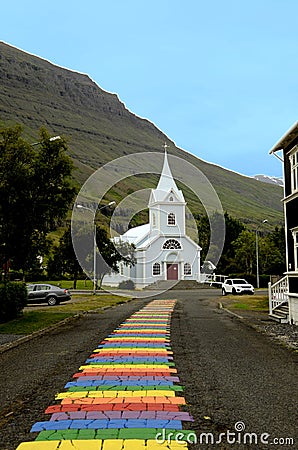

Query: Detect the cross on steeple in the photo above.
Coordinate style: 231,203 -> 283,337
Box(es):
163,142 -> 168,152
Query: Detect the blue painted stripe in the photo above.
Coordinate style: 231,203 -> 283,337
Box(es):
85,357 -> 171,363
31,419 -> 183,432
65,380 -> 175,388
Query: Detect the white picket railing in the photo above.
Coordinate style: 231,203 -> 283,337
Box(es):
268,275 -> 288,315
200,273 -> 228,285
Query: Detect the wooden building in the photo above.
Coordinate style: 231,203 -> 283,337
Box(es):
269,122 -> 298,324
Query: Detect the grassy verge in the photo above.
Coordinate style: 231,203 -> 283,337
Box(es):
0,294 -> 131,336
0,312 -> 72,335
38,295 -> 130,314
31,280 -> 95,290
221,295 -> 269,312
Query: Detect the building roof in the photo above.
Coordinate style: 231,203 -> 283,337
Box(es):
269,121 -> 298,154
121,223 -> 150,245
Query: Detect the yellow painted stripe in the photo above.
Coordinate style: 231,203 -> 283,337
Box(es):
79,364 -> 171,369
56,389 -> 176,399
16,440 -> 189,449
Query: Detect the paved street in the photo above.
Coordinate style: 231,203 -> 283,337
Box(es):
0,290 -> 297,449
164,290 -> 298,449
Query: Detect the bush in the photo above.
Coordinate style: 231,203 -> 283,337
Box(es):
0,282 -> 27,323
227,273 -> 270,288
228,273 -> 256,286
118,279 -> 135,290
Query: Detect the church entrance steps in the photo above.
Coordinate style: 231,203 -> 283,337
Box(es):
145,280 -> 208,290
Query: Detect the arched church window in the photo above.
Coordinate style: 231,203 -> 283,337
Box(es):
184,262 -> 192,275
162,239 -> 182,249
168,212 -> 176,225
153,262 -> 161,275
169,196 -> 174,202
152,213 -> 156,227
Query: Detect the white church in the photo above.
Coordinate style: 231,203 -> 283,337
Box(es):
104,149 -> 201,289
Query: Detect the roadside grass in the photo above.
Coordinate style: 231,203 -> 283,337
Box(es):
32,280 -> 95,290
222,295 -> 269,312
0,294 -> 131,336
37,294 -> 131,314
31,280 -> 127,291
0,312 -> 72,335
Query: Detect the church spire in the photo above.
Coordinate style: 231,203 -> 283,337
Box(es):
149,143 -> 185,204
156,143 -> 180,193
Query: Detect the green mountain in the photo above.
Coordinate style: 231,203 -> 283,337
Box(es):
0,41 -> 283,227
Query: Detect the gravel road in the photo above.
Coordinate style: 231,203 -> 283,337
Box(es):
0,290 -> 297,450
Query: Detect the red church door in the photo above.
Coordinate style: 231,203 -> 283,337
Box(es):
167,264 -> 178,280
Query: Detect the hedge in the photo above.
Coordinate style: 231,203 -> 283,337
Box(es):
0,282 -> 27,323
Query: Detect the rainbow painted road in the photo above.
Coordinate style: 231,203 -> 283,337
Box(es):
16,300 -> 194,449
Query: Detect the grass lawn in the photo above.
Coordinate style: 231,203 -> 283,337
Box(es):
31,280 -> 130,291
39,294 -> 130,314
0,312 -> 72,335
32,280 -> 95,290
221,294 -> 269,312
0,294 -> 131,336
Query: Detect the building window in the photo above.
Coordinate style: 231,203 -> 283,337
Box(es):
168,212 -> 176,225
152,213 -> 156,227
169,196 -> 174,202
290,148 -> 298,192
120,263 -> 124,275
153,262 -> 161,275
162,239 -> 182,249
293,230 -> 298,271
184,263 -> 192,275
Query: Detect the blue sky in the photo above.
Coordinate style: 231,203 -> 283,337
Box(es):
2,1 -> 298,177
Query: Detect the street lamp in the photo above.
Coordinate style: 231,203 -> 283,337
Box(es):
256,219 -> 268,289
76,201 -> 116,294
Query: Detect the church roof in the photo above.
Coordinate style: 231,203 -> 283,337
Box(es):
149,148 -> 185,204
121,223 -> 150,245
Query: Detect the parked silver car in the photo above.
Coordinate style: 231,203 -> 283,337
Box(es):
222,278 -> 254,296
27,283 -> 71,306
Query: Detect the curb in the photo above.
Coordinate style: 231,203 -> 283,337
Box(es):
0,313 -> 83,355
0,298 -> 135,355
218,302 -> 298,352
218,302 -> 244,320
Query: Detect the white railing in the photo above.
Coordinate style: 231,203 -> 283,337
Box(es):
200,273 -> 228,285
268,275 -> 288,315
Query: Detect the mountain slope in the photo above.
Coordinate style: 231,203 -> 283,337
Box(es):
0,41 -> 283,226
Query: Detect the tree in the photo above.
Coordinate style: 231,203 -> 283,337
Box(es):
95,228 -> 136,288
0,125 -> 76,278
216,212 -> 245,273
197,212 -> 245,273
259,226 -> 286,275
49,224 -> 136,289
232,230 -> 256,275
47,225 -> 84,288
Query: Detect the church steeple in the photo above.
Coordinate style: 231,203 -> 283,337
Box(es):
148,144 -> 186,236
155,144 -> 179,194
149,144 -> 185,205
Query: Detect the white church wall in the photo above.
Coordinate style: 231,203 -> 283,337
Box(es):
157,204 -> 186,236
